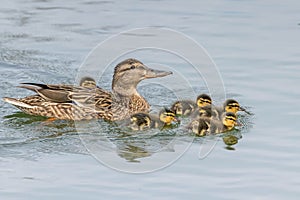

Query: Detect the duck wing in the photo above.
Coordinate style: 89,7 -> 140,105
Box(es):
19,83 -> 111,106
19,83 -> 76,103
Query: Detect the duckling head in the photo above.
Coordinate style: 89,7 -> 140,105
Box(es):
224,99 -> 252,115
224,99 -> 240,114
196,94 -> 212,108
80,77 -> 97,89
198,105 -> 214,119
130,113 -> 151,130
112,58 -> 172,96
222,112 -> 237,130
159,108 -> 178,125
170,101 -> 183,115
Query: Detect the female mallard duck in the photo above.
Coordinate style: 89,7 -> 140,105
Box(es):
187,112 -> 237,136
123,108 -> 179,131
170,93 -> 212,116
3,58 -> 172,121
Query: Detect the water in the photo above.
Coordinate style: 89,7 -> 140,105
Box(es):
1,0 -> 300,199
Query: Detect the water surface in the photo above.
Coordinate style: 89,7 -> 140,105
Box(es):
1,0 -> 300,199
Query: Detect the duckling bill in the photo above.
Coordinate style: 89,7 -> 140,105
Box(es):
3,58 -> 173,121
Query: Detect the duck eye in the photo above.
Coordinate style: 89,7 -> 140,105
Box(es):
130,65 -> 136,69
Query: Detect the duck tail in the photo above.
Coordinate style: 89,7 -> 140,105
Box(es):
20,83 -> 47,88
18,85 -> 38,92
2,97 -> 35,109
18,82 -> 48,92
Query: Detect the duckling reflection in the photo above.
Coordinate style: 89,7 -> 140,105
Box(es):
171,94 -> 212,116
121,108 -> 179,131
112,130 -> 178,163
222,134 -> 239,146
188,112 -> 237,136
117,144 -> 151,163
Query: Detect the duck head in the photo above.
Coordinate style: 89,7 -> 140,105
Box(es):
112,58 -> 172,96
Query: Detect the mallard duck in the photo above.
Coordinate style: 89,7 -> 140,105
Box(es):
171,93 -> 212,116
123,108 -> 179,131
3,58 -> 172,121
187,112 -> 237,136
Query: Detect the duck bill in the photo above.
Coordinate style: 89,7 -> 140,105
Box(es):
144,66 -> 173,79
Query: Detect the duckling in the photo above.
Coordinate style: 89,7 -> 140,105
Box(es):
214,99 -> 250,119
125,108 -> 179,131
190,105 -> 219,120
170,100 -> 197,116
171,94 -> 212,116
188,112 -> 237,136
79,76 -> 97,89
127,113 -> 152,131
3,58 -> 172,121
